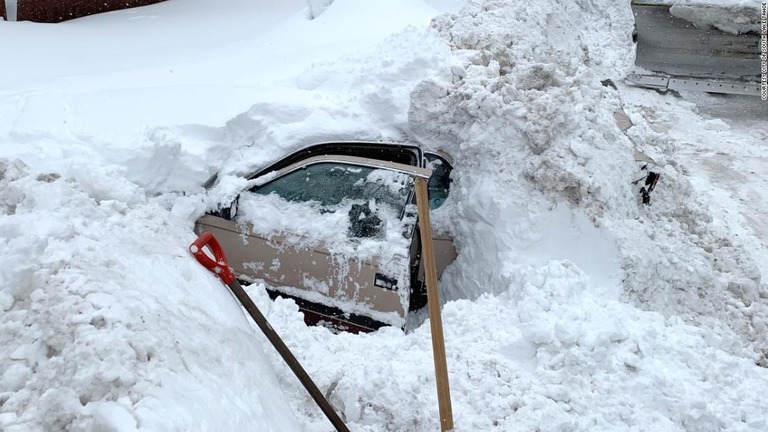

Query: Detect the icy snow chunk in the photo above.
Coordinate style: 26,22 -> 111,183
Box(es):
515,63 -> 556,90
681,399 -> 724,432
0,413 -> 18,429
554,321 -> 581,346
170,195 -> 206,223
521,322 -> 553,345
89,402 -> 138,432
450,64 -> 466,79
543,384 -> 571,403
499,338 -> 538,371
728,278 -> 760,305
0,362 -> 32,391
38,387 -> 82,431
752,316 -> 767,333
10,339 -> 47,363
72,165 -> 145,205
0,159 -> 28,182
746,413 -> 767,430
0,159 -> 29,215
118,127 -> 214,195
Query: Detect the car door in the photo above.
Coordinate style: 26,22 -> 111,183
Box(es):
196,155 -> 431,332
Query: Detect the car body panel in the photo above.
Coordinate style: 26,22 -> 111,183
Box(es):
195,214 -> 409,327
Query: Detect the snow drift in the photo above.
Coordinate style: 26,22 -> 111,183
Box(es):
408,0 -> 766,351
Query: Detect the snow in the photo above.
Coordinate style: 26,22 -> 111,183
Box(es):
669,2 -> 762,34
636,0 -> 762,34
2,0 -> 768,431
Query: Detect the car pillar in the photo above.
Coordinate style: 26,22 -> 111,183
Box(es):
414,177 -> 454,431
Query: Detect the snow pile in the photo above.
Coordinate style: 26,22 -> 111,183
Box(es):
618,107 -> 766,339
0,159 -> 299,431
262,258 -> 768,431
406,0 -> 766,353
2,0 -> 768,431
408,0 -> 637,295
230,1 -> 767,429
0,1 -> 453,430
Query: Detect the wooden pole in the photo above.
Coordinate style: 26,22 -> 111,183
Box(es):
414,177 -> 454,431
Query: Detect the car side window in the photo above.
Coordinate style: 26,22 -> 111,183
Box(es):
251,162 -> 411,214
425,154 -> 452,210
244,162 -> 415,240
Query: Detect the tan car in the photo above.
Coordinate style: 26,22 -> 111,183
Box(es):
195,141 -> 456,333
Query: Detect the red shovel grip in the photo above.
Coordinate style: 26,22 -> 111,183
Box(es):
190,232 -> 236,284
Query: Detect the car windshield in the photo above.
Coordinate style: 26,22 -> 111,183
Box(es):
252,162 -> 412,215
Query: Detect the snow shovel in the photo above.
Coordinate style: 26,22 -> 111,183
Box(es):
189,232 -> 349,432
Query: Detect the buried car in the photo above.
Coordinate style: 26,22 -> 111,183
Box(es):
195,141 -> 456,333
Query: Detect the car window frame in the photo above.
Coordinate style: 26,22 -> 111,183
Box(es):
252,154 -> 432,185
247,142 -> 425,180
230,155 -> 431,221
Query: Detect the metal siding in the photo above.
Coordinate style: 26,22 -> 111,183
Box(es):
17,0 -> 166,23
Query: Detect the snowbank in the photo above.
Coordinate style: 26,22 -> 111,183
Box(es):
0,159 -> 300,431
407,0 -> 766,349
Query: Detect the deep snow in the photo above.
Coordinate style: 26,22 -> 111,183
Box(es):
1,0 -> 767,431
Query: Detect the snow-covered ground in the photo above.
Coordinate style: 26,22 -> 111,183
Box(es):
1,0 -> 767,431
